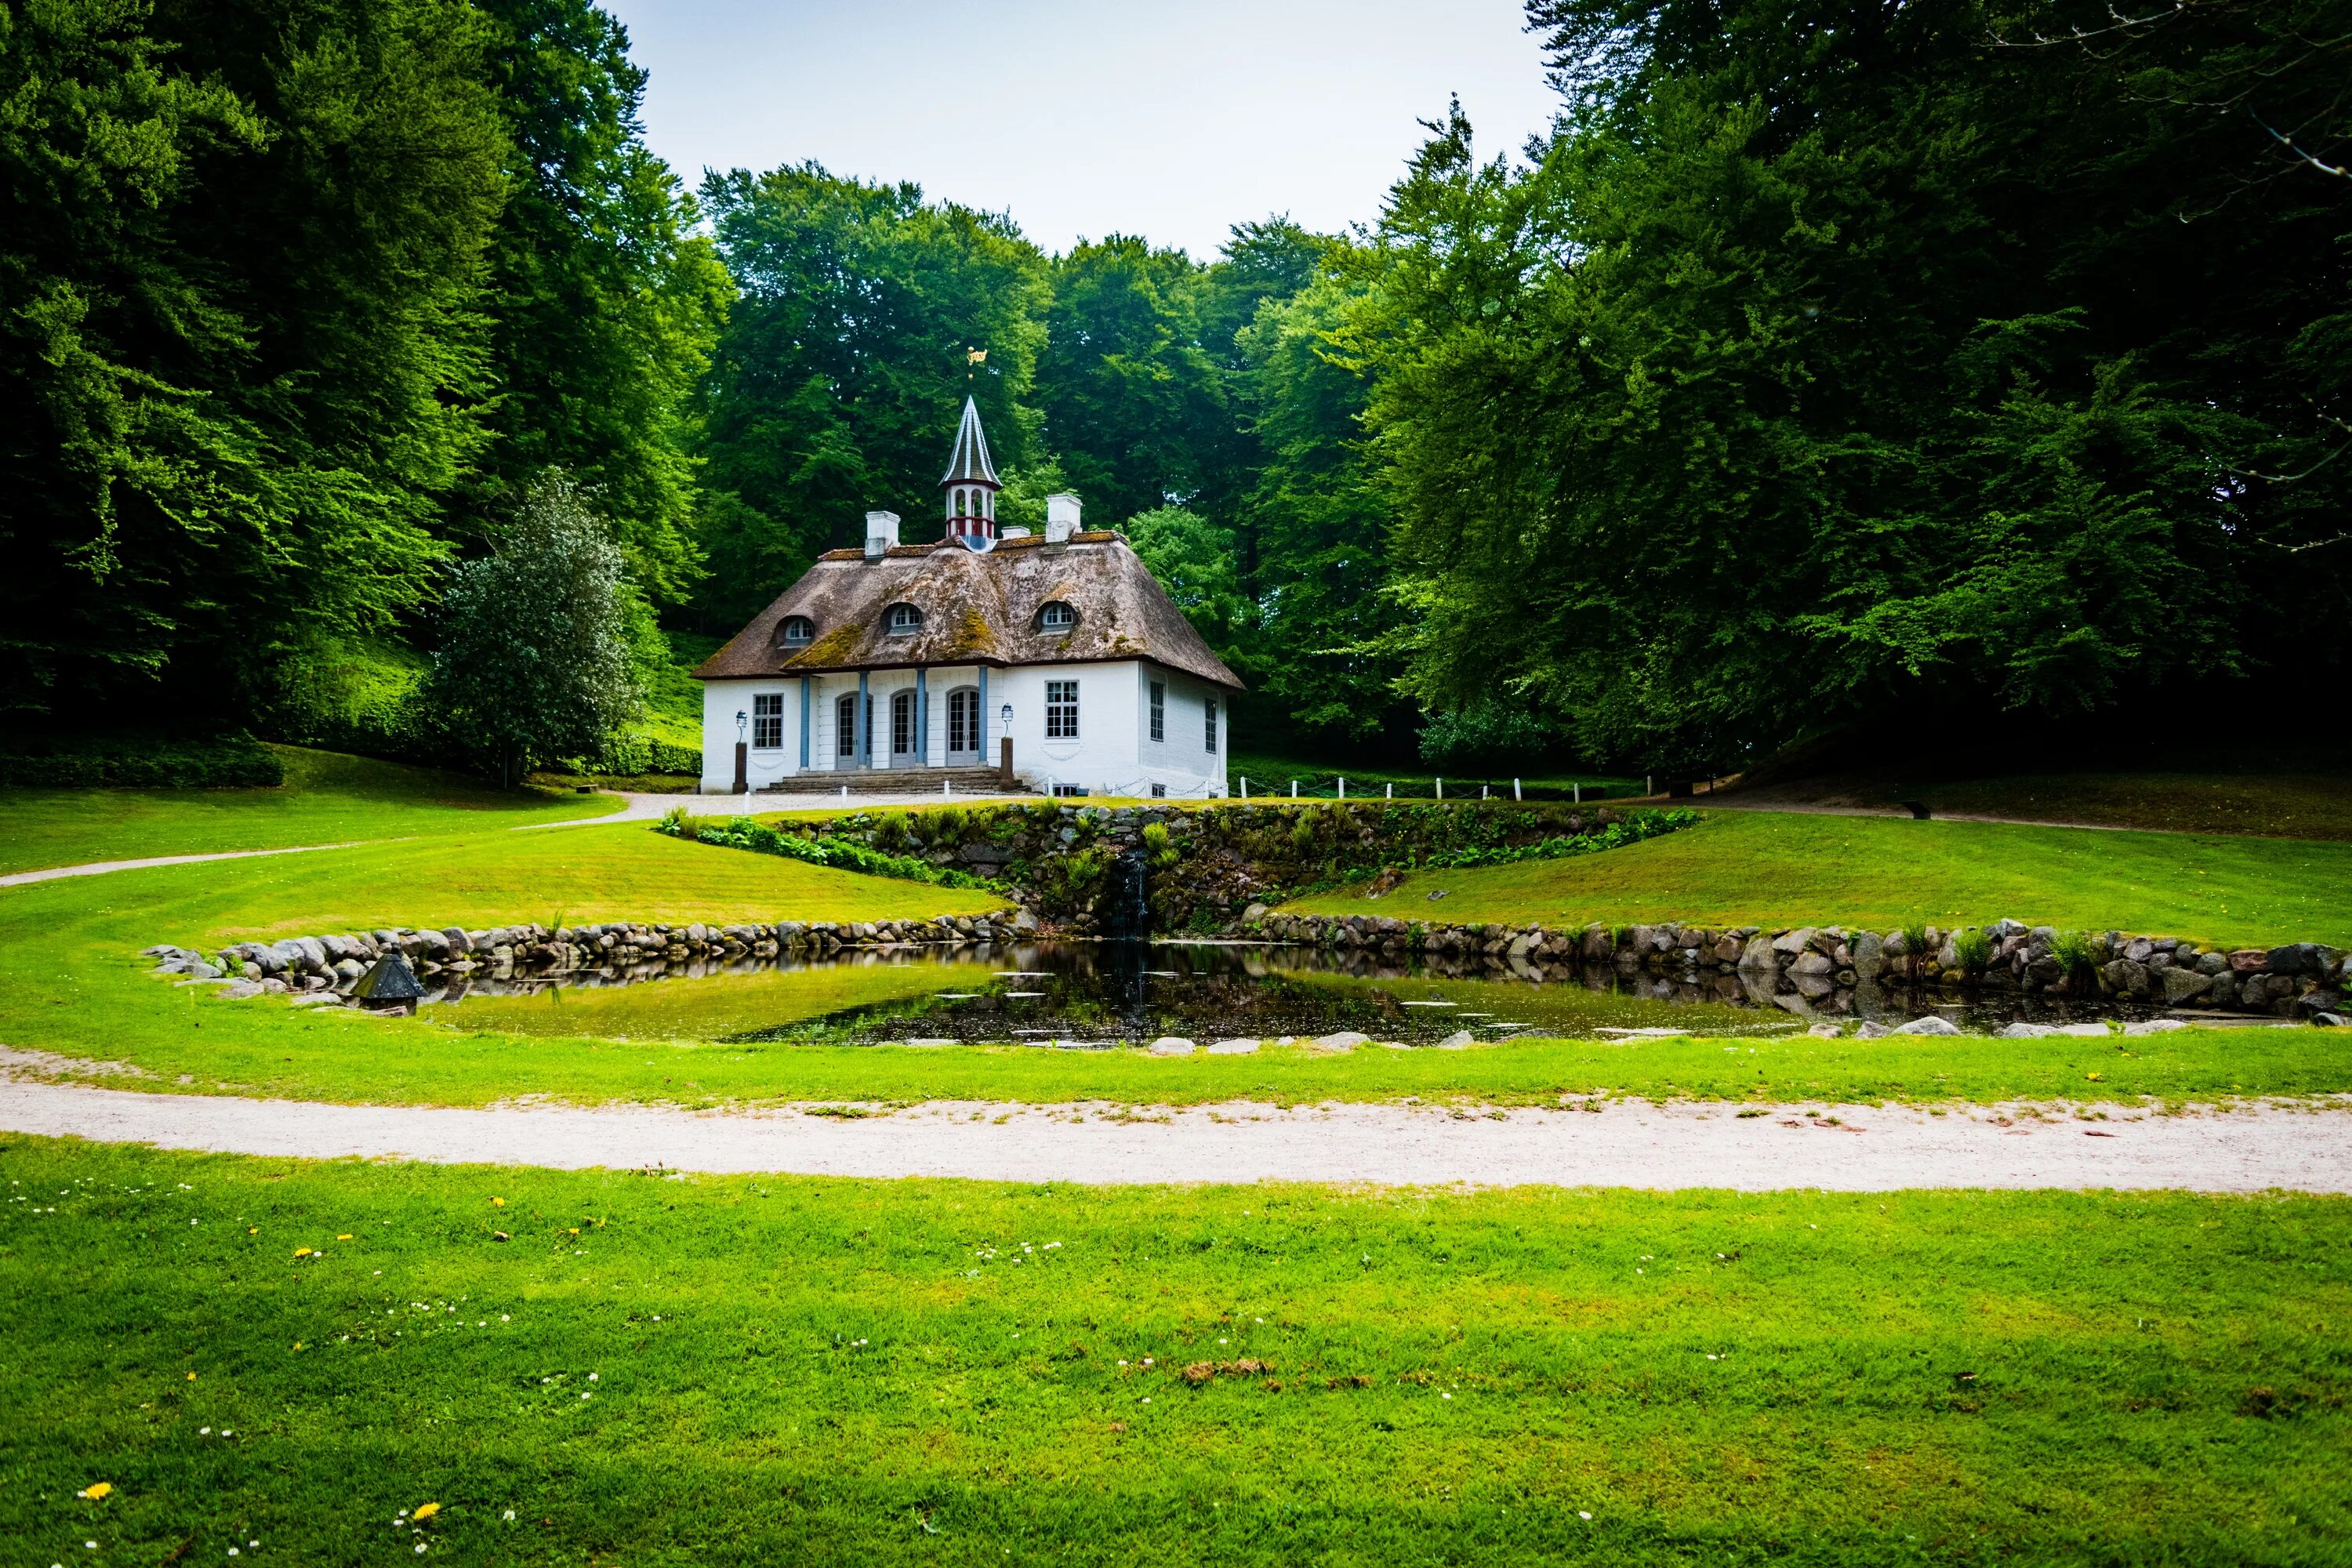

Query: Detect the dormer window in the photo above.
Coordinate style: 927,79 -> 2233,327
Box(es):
779,615 -> 814,647
885,603 -> 923,636
1037,601 -> 1076,633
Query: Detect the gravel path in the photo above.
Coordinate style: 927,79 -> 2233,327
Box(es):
0,842 -> 369,888
3,1082 -> 2345,1190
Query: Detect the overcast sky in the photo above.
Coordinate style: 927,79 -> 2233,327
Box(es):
597,0 -> 1562,259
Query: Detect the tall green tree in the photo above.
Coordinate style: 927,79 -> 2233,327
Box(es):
690,165 -> 1048,633
472,0 -> 731,604
1355,0 -> 2350,774
1034,235 -> 1228,523
0,0 -> 509,720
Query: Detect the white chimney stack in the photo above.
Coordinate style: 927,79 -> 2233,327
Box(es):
1044,493 -> 1081,544
863,510 -> 900,560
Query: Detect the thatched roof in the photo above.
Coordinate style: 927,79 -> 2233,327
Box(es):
692,532 -> 1245,690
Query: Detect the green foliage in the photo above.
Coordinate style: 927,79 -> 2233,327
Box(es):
469,0 -> 731,604
1124,507 -> 1251,662
688,165 -> 1048,631
0,0 -> 720,733
1141,821 -> 1178,873
1904,924 -> 1933,968
1952,926 -> 1994,972
1352,3 -> 2352,771
419,471 -> 643,785
1035,237 -> 1229,522
1418,699 -> 1573,769
0,733 -> 285,790
657,809 -> 1002,892
2052,928 -> 2098,978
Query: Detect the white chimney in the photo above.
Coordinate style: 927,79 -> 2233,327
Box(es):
1044,493 -> 1081,544
863,510 -> 900,561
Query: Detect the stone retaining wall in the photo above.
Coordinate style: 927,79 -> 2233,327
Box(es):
1250,913 -> 2351,1021
144,911 -> 1021,1002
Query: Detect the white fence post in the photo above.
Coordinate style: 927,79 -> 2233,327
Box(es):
1513,777 -> 1522,801
1240,776 -> 1248,799
1385,782 -> 1392,800
1573,780 -> 1581,804
1338,777 -> 1346,800
1290,779 -> 1298,798
1436,777 -> 1443,800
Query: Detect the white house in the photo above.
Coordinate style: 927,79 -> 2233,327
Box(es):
694,397 -> 1243,798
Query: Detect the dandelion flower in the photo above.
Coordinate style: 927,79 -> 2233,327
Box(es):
187,1372 -> 198,1381
294,1248 -> 312,1258
337,1233 -> 353,1240
411,1502 -> 440,1523
491,1198 -> 505,1207
78,1483 -> 112,1501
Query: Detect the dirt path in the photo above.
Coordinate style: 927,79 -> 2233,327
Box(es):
0,842 -> 372,889
4,1082 -> 2345,1191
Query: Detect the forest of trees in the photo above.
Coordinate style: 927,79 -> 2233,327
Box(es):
4,0 -> 2346,779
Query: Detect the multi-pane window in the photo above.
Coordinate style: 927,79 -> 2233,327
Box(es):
891,691 -> 916,754
1045,680 -> 1079,739
780,616 -> 813,646
1039,601 -> 1075,632
948,689 -> 975,753
1205,697 -> 1218,752
836,694 -> 859,757
752,692 -> 784,750
887,603 -> 921,635
1149,681 -> 1165,742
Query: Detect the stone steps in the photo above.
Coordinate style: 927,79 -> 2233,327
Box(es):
757,766 -> 1014,795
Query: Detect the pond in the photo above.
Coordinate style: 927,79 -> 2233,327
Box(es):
421,940 -> 2173,1046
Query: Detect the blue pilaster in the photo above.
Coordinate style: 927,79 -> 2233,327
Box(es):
798,677 -> 810,771
857,670 -> 870,768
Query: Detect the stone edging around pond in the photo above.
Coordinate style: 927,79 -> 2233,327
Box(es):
142,912 -> 1025,1003
1247,913 -> 2352,1022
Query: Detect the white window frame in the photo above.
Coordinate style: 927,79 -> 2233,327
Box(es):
835,693 -> 858,758
752,692 -> 784,750
1045,680 -> 1080,739
1149,680 -> 1165,742
886,603 -> 921,636
781,616 -> 813,646
1205,696 -> 1218,753
1039,601 -> 1076,633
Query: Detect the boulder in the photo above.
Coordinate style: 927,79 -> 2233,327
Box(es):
2161,967 -> 2214,1004
2227,949 -> 2270,974
1789,952 -> 1835,978
1772,927 -> 1816,956
2123,1018 -> 2190,1036
1891,1014 -> 1962,1036
1737,935 -> 1779,972
1308,1032 -> 1370,1052
1147,1037 -> 1197,1056
1807,1022 -> 1842,1039
1851,931 -> 1885,980
2267,943 -> 2326,976
1205,1038 -> 1259,1054
1856,1020 -> 1894,1038
1435,1030 -> 1475,1049
1995,1022 -> 2057,1038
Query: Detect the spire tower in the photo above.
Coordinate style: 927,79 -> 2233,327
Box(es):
941,396 -> 1000,549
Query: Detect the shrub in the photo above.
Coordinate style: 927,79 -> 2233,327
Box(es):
0,733 -> 285,789
1142,822 -> 1178,872
1952,927 -> 1993,972
656,810 -> 1001,891
1902,923 -> 1931,966
2051,929 -> 2096,976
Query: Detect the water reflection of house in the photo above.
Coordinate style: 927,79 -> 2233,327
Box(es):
695,397 -> 1242,799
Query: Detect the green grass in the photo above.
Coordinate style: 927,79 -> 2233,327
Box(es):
1229,752 -> 1639,801
0,824 -> 998,1107
1287,809 -> 2352,949
7,810 -> 2352,1110
2,1138 -> 2346,1566
1904,771 -> 2352,841
0,746 -> 619,875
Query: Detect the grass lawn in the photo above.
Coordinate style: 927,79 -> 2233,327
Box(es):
7,809 -> 2352,1109
0,746 -> 619,876
1229,751 -> 1639,801
1906,771 -> 2352,842
1285,810 -> 2352,949
2,1139 -> 2345,1566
